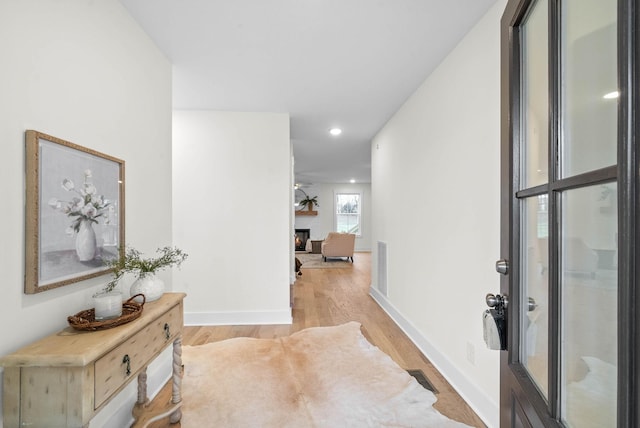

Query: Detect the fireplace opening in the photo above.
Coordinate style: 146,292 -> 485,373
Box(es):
295,229 -> 310,251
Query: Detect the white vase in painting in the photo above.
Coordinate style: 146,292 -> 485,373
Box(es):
75,220 -> 97,261
130,274 -> 165,302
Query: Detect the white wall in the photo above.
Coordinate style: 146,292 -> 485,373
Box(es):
172,111 -> 292,325
294,183 -> 372,251
0,1 -> 172,426
370,1 -> 506,427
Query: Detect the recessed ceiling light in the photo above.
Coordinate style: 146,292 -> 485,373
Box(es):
603,91 -> 619,99
350,179 -> 355,183
329,128 -> 342,136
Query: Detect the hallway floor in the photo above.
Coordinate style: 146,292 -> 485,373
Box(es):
150,252 -> 486,427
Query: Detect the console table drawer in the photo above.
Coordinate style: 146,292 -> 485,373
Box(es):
95,303 -> 182,407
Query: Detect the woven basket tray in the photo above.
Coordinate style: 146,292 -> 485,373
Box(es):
68,294 -> 146,331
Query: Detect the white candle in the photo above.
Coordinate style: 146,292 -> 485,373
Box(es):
93,292 -> 123,320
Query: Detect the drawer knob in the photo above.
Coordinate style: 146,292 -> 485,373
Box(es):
164,323 -> 171,340
123,354 -> 131,376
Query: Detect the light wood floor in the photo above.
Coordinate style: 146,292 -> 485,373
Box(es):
149,252 -> 485,427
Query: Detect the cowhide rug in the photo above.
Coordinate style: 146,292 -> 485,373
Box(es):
180,322 -> 471,427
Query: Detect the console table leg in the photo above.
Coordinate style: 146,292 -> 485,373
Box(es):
169,335 -> 183,423
137,368 -> 148,405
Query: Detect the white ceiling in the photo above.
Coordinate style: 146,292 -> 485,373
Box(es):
119,0 -> 497,184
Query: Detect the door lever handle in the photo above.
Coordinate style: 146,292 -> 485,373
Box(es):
484,293 -> 508,350
486,293 -> 508,310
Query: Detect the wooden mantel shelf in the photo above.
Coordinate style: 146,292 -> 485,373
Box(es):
296,210 -> 318,216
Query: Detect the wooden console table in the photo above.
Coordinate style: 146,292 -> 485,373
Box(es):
1,292 -> 186,428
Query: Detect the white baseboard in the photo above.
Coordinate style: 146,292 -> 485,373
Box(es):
185,309 -> 292,326
369,286 -> 498,428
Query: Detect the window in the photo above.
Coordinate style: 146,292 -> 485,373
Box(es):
335,193 -> 361,236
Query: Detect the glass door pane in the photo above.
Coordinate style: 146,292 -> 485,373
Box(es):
521,195 -> 549,398
561,0 -> 618,177
521,0 -> 549,188
561,184 -> 617,427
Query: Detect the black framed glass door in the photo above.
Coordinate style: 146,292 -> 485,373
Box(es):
499,0 -> 639,426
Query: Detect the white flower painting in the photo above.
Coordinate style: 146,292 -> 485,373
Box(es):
25,131 -> 125,294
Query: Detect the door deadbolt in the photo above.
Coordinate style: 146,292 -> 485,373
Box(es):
495,259 -> 509,275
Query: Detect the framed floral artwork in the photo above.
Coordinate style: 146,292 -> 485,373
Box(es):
25,130 -> 125,294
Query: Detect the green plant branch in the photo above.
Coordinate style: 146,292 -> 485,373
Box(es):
102,246 -> 188,293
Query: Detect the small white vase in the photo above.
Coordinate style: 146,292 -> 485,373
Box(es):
75,220 -> 97,261
93,292 -> 123,320
130,274 -> 165,302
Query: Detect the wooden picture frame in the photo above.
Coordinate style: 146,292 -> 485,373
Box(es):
25,130 -> 125,294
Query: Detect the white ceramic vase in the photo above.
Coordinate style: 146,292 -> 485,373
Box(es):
75,220 -> 97,261
130,274 -> 165,302
93,292 -> 123,320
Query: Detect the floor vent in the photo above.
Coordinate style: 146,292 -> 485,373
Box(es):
377,241 -> 388,297
407,369 -> 438,393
